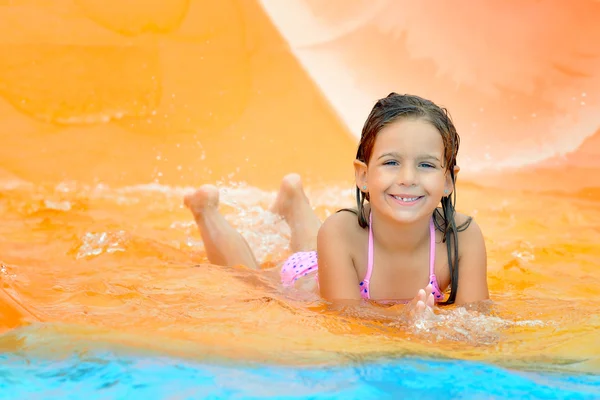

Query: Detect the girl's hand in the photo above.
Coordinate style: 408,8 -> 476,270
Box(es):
406,283 -> 436,321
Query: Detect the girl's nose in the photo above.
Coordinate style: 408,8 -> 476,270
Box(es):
397,165 -> 417,186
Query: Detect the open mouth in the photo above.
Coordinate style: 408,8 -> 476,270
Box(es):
389,194 -> 424,204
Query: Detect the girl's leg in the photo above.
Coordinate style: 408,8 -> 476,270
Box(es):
270,173 -> 322,252
184,173 -> 320,269
184,185 -> 259,269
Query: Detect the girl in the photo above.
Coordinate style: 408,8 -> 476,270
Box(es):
184,93 -> 489,313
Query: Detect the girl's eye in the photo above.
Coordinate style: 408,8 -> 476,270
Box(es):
420,163 -> 435,168
383,160 -> 398,166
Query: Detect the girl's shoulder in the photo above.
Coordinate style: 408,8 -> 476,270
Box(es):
321,208 -> 364,229
455,211 -> 475,231
450,210 -> 486,260
455,211 -> 483,238
434,208 -> 479,236
318,208 -> 366,244
447,211 -> 489,304
433,208 -> 485,256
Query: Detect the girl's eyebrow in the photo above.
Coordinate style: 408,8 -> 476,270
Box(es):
377,152 -> 402,160
377,152 -> 441,162
419,155 -> 442,162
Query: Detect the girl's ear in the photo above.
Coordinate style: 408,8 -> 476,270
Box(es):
354,159 -> 368,193
445,165 -> 460,195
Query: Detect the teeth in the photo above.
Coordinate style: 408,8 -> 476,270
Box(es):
393,196 -> 419,202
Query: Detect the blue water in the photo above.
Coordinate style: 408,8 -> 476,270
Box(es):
1,351 -> 599,399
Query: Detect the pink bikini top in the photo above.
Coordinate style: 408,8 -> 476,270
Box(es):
359,212 -> 444,302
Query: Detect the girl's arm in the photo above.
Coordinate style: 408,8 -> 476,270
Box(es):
455,216 -> 490,305
316,213 -> 363,304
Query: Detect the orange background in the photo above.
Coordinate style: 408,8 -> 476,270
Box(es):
1,0 -> 599,372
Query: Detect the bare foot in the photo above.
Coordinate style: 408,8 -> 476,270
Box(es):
183,185 -> 260,269
269,174 -> 322,252
269,173 -> 305,219
184,185 -> 220,222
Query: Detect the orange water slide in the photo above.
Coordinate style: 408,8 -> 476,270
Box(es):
1,0 -> 600,341
261,0 -> 600,174
0,0 -> 357,191
3,1 -> 600,188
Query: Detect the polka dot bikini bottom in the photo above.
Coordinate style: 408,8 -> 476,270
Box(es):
280,251 -> 318,286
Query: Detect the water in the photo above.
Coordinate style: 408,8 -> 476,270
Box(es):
1,180 -> 599,397
2,350 -> 599,399
2,1 -> 600,397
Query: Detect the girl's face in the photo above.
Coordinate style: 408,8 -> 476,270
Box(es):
355,118 -> 453,224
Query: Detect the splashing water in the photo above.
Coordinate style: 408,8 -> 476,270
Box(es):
2,177 -> 599,371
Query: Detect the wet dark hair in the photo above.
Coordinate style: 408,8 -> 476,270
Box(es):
340,93 -> 472,305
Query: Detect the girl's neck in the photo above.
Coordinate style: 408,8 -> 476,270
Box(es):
369,209 -> 432,253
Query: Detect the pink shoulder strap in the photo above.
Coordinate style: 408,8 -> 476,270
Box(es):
429,217 -> 436,276
364,213 -> 436,298
364,212 -> 374,285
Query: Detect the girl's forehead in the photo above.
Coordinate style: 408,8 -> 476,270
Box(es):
372,119 -> 444,154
